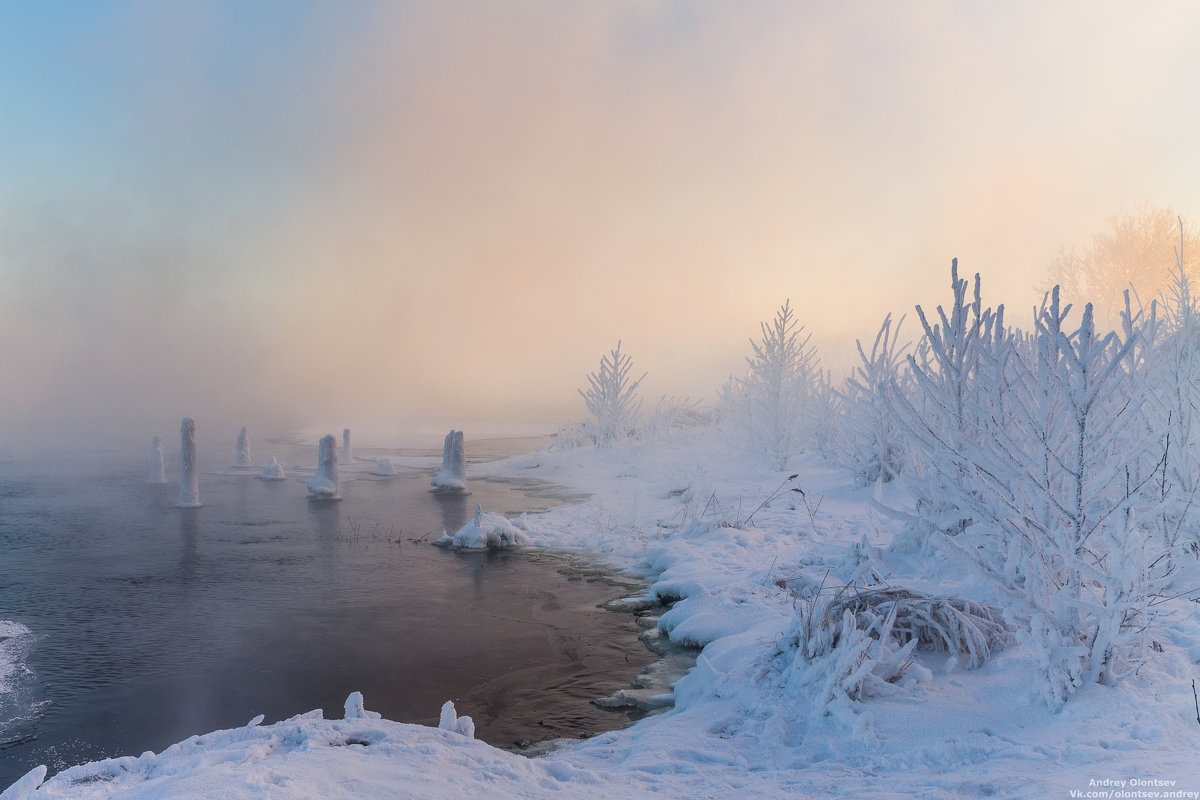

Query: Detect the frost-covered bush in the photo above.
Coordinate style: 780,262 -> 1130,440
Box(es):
578,341 -> 646,447
728,301 -> 820,469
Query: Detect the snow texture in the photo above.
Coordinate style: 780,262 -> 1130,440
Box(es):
175,417 -> 202,508
306,435 -> 340,500
430,429 -> 467,491
234,427 -> 251,467
433,503 -> 531,550
257,457 -> 286,481
146,435 -> 166,484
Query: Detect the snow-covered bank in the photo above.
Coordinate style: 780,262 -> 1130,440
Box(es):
8,427 -> 1200,798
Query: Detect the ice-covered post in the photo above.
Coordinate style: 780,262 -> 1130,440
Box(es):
308,434 -> 341,499
148,435 -> 167,484
177,417 -> 202,508
342,428 -> 353,463
431,429 -> 467,491
235,426 -> 252,467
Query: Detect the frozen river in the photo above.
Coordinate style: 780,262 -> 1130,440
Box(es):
0,434 -> 656,784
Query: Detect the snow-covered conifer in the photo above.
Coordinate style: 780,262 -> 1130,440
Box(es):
731,300 -> 819,469
578,341 -> 646,447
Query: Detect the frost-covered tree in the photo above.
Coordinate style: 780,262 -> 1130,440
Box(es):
731,300 -> 819,470
887,263 -> 1173,707
578,341 -> 646,447
1047,205 -> 1199,329
889,260 -> 1005,538
837,314 -> 908,488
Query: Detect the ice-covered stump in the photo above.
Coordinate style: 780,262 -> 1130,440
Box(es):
434,503 -> 531,549
430,429 -> 467,492
307,435 -> 341,500
342,428 -> 353,463
176,418 -> 203,508
437,700 -> 475,738
259,456 -> 286,480
235,426 -> 252,467
371,457 -> 396,476
147,435 -> 167,484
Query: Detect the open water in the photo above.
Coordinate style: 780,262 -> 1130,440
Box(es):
0,434 -> 655,785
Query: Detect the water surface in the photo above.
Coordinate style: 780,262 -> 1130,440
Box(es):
0,436 -> 654,784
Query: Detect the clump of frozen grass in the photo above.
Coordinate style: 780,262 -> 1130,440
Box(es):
782,587 -> 923,708
780,580 -> 1009,711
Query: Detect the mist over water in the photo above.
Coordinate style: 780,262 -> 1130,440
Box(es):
0,436 -> 656,784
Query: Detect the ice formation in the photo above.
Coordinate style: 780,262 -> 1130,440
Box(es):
147,435 -> 167,484
343,691 -> 382,720
307,435 -> 341,500
235,426 -> 252,467
176,417 -> 203,508
258,456 -> 286,480
342,428 -> 353,463
371,457 -> 396,476
437,700 -> 475,738
430,429 -> 467,491
434,503 -> 531,549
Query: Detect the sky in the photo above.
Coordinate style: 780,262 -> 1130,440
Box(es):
3,0 -> 1200,441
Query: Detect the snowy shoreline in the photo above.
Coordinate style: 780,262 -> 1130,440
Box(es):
6,426 -> 1200,798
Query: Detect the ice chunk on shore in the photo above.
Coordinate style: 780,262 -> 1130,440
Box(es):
371,457 -> 396,476
434,503 -> 531,549
343,691 -> 382,720
431,429 -> 467,492
342,428 -> 354,463
235,426 -> 252,467
259,456 -> 286,480
147,435 -> 167,484
437,700 -> 475,738
307,435 -> 341,500
176,417 -> 203,508
0,765 -> 45,799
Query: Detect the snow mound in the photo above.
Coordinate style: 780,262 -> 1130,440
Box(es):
13,693 -> 627,800
371,457 -> 396,476
258,457 -> 286,480
434,504 -> 531,550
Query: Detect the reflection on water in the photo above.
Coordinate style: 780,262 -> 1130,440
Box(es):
0,438 -> 650,785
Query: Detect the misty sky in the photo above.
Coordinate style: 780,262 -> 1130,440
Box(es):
3,1 -> 1200,439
